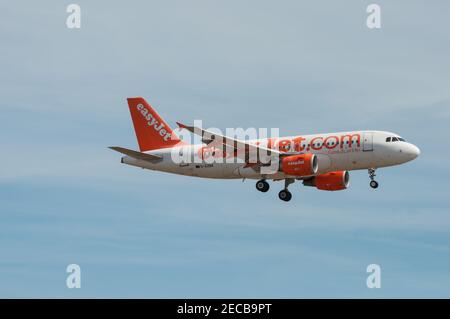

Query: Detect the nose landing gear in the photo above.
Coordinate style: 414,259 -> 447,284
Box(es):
368,168 -> 379,189
278,178 -> 294,202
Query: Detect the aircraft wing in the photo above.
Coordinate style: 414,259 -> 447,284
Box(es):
176,122 -> 281,163
109,146 -> 163,163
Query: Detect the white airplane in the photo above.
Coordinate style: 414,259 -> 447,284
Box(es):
110,97 -> 420,201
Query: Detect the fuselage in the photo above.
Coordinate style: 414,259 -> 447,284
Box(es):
121,130 -> 420,180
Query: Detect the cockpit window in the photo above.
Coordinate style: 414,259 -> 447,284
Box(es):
386,136 -> 406,142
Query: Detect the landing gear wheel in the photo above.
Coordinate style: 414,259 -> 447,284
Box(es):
368,168 -> 378,189
278,189 -> 292,202
256,180 -> 270,192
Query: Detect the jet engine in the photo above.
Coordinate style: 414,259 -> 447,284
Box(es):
303,171 -> 350,191
281,154 -> 318,176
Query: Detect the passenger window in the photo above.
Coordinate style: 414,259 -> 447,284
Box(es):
386,137 -> 391,142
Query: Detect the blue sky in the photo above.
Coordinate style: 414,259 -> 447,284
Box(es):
1,0 -> 450,297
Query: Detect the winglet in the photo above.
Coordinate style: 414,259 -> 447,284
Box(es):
176,122 -> 195,133
176,121 -> 187,129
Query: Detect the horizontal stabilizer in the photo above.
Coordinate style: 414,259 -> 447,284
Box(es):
109,146 -> 162,163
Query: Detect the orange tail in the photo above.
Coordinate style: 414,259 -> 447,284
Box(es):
127,97 -> 181,151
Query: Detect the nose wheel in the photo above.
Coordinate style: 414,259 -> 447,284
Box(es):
368,168 -> 379,189
256,179 -> 270,192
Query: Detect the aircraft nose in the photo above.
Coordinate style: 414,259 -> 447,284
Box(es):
412,144 -> 421,158
405,143 -> 420,160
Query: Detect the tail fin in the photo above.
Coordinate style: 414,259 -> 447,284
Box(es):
127,97 -> 181,151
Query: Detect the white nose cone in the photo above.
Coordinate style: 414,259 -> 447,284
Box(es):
406,143 -> 421,161
412,144 -> 421,158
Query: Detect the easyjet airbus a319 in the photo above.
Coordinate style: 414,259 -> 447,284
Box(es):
110,97 -> 420,201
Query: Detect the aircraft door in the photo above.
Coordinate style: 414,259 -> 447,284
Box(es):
363,132 -> 373,152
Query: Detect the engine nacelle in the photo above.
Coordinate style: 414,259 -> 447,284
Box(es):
303,171 -> 350,191
281,154 -> 318,176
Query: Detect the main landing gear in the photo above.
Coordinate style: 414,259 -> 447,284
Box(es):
278,189 -> 292,202
256,179 -> 270,192
278,178 -> 295,202
255,178 -> 295,201
368,168 -> 379,189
